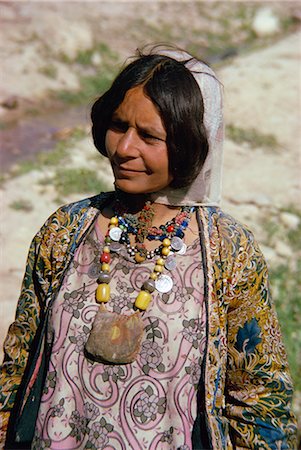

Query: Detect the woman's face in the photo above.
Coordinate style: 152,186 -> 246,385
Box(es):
105,86 -> 173,194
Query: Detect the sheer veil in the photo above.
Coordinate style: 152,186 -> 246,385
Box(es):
149,48 -> 224,207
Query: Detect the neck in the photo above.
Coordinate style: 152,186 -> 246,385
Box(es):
115,189 -> 150,214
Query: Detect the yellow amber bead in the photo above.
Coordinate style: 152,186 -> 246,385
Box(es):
163,238 -> 171,247
154,264 -> 163,273
156,258 -> 165,266
102,263 -> 110,272
135,290 -> 152,310
149,272 -> 158,280
161,246 -> 170,256
96,283 -> 110,303
103,246 -> 110,253
110,217 -> 118,225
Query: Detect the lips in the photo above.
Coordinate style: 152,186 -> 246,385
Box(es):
113,164 -> 145,174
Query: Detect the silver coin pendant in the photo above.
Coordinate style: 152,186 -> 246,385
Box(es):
155,274 -> 173,293
171,236 -> 183,251
110,242 -> 122,253
164,255 -> 177,271
177,242 -> 187,255
109,227 -> 122,241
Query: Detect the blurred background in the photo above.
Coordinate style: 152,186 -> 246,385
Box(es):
0,0 -> 300,428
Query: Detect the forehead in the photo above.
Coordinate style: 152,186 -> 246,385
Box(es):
114,86 -> 161,124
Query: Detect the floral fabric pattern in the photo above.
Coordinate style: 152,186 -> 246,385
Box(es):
33,220 -> 206,449
0,193 -> 297,449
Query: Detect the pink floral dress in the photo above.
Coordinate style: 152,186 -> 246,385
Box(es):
33,218 -> 206,450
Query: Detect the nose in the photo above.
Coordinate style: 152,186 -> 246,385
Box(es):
116,127 -> 139,159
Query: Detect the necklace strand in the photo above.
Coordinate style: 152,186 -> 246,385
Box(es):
95,204 -> 195,311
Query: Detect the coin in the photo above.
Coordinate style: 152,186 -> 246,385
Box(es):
110,242 -> 122,252
177,243 -> 187,255
171,236 -> 183,251
164,255 -> 177,271
109,227 -> 122,241
155,274 -> 173,293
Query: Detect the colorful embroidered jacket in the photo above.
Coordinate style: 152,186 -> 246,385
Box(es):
0,194 -> 297,449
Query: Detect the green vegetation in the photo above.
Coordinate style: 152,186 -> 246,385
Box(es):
262,207 -> 301,391
56,41 -> 118,105
10,142 -> 70,177
52,168 -> 106,196
39,64 -> 58,79
10,128 -> 85,177
271,262 -> 301,390
57,71 -> 114,105
9,199 -> 34,212
227,124 -> 279,150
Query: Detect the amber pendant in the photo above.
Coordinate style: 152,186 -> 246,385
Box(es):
85,304 -> 144,364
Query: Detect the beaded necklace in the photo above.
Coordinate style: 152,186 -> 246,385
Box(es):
85,203 -> 195,365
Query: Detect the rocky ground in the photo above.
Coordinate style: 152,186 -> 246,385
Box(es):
0,1 -> 300,425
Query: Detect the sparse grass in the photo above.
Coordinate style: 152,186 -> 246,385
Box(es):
75,42 -> 118,66
56,41 -> 118,105
0,173 -> 9,186
9,199 -> 34,212
39,64 -> 58,79
11,143 -> 69,177
52,168 -> 107,196
227,124 -> 279,150
271,262 -> 301,390
283,207 -> 301,250
57,70 -> 115,105
261,207 -> 301,393
9,128 -> 86,178
10,159 -> 41,177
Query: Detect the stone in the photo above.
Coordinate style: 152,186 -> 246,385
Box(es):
1,96 -> 18,109
260,245 -> 278,266
91,52 -> 102,66
275,241 -> 293,258
280,212 -> 300,230
252,7 -> 281,37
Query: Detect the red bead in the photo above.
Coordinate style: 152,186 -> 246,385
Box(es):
167,225 -> 174,233
101,253 -> 111,263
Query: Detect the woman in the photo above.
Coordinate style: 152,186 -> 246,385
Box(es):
0,47 -> 297,449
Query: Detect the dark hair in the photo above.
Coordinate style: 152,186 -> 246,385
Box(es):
91,51 -> 209,188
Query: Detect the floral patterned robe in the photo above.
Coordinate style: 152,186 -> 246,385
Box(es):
0,193 -> 297,449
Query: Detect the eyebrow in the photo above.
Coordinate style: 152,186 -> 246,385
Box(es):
111,113 -> 166,141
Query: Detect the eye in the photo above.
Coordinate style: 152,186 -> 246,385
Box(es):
140,131 -> 163,143
109,120 -> 128,133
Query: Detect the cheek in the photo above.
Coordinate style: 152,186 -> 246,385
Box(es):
104,130 -> 115,159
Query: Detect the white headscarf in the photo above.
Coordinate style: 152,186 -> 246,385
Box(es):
149,49 -> 224,207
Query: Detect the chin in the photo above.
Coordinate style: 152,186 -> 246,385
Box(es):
115,182 -> 149,195
115,179 -> 163,195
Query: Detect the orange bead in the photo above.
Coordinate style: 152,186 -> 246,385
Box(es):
135,253 -> 146,263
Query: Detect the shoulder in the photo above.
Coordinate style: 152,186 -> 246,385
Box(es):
202,207 -> 268,288
203,206 -> 259,254
37,192 -> 113,238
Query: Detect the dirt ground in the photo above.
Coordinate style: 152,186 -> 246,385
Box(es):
0,0 -> 300,426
